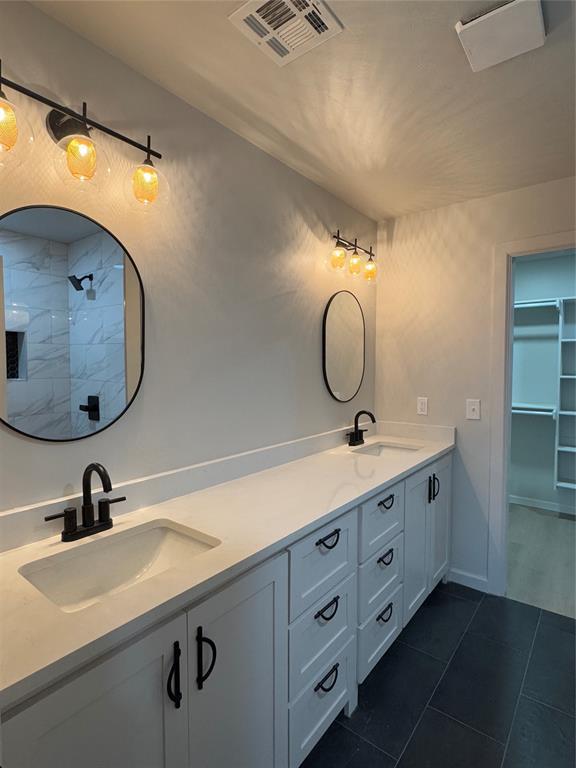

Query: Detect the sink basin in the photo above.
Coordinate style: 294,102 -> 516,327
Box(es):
353,441 -> 423,457
19,519 -> 221,613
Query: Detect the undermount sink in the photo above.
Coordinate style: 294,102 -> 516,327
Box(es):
353,441 -> 423,457
19,519 -> 221,613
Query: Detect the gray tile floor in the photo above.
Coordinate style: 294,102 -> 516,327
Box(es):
303,583 -> 576,768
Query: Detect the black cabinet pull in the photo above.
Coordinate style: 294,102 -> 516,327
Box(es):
314,595 -> 340,622
378,493 -> 395,511
376,602 -> 394,623
315,527 -> 341,550
427,475 -> 433,504
433,474 -> 440,500
166,641 -> 182,709
196,626 -> 217,690
314,663 -> 340,693
377,548 -> 394,567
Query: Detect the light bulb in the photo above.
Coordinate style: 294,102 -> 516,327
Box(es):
66,136 -> 97,181
348,249 -> 362,276
132,162 -> 159,205
364,257 -> 377,282
330,243 -> 347,270
0,96 -> 18,153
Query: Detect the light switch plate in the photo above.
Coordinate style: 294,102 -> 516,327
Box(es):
417,397 -> 428,416
466,399 -> 481,420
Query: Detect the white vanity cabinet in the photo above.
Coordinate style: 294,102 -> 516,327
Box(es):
2,556 -> 288,768
2,614 -> 189,768
186,554 -> 288,768
404,454 -> 452,625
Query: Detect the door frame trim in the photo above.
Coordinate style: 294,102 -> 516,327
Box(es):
487,230 -> 576,595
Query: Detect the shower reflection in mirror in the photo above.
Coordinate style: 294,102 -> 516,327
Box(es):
0,206 -> 144,441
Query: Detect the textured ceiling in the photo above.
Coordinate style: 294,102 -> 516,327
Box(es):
35,1 -> 575,220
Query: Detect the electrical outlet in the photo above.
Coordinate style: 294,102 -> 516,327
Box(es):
417,397 -> 428,416
466,399 -> 481,420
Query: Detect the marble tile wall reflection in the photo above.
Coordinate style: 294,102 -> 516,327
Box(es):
68,231 -> 126,437
2,229 -> 72,438
1,228 -> 127,439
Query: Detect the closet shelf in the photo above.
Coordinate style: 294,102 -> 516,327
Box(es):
558,446 -> 576,453
557,481 -> 576,490
514,299 -> 560,310
511,403 -> 556,416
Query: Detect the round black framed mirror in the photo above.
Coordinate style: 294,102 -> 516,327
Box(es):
0,205 -> 144,441
322,290 -> 365,402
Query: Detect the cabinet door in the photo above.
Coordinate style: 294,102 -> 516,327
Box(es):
187,554 -> 288,768
429,454 -> 452,589
3,615 -> 188,768
403,466 -> 431,626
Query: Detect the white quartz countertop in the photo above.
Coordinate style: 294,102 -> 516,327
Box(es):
0,432 -> 454,710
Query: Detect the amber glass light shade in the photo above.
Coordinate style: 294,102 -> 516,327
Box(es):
132,162 -> 159,205
330,242 -> 347,270
364,256 -> 377,282
66,136 -> 97,181
348,249 -> 362,276
0,97 -> 18,152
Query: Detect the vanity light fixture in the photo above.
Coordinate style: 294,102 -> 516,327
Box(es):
329,231 -> 378,283
330,230 -> 347,270
132,135 -> 163,206
0,60 -> 163,199
364,247 -> 377,282
348,240 -> 362,277
46,103 -> 99,183
0,60 -> 33,169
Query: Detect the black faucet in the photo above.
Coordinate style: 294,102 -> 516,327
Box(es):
45,462 -> 126,542
347,410 -> 376,447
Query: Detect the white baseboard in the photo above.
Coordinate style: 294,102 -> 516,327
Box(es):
448,568 -> 490,594
509,494 -> 576,516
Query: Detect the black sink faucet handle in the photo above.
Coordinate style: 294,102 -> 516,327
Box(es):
98,496 -> 127,524
45,507 -> 78,535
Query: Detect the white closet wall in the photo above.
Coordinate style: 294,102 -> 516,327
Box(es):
509,250 -> 576,514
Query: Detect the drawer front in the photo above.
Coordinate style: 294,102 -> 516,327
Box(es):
289,510 -> 357,620
359,481 -> 405,562
357,584 -> 403,684
289,572 -> 356,701
358,533 -> 404,624
289,636 -> 356,768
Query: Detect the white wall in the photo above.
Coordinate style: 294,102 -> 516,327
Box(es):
376,177 -> 576,590
0,3 -> 377,510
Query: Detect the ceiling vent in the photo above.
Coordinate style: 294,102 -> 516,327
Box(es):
229,0 -> 343,66
455,0 -> 546,72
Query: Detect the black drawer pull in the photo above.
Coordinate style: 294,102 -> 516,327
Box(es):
315,527 -> 341,550
428,475 -> 433,504
167,641 -> 182,709
433,474 -> 440,500
376,602 -> 394,623
314,595 -> 340,622
314,663 -> 340,693
377,548 -> 394,567
378,493 -> 395,511
196,625 -> 217,690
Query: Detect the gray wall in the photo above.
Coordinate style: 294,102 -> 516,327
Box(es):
376,178 -> 576,589
0,3 -> 376,510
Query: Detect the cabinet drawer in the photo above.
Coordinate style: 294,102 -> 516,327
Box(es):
289,572 -> 356,700
357,584 -> 403,684
289,510 -> 357,620
359,481 -> 405,562
358,533 -> 404,624
289,636 -> 356,768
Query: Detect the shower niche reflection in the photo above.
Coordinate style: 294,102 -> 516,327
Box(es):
0,206 -> 144,441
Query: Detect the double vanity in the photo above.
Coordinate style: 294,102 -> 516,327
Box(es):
0,426 -> 454,768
